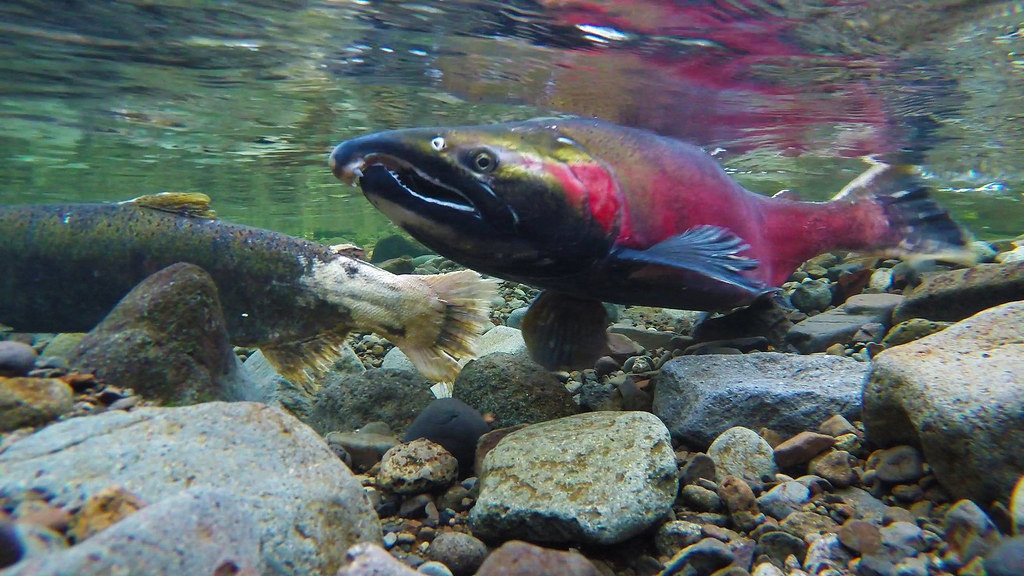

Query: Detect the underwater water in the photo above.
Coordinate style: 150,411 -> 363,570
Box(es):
0,0 -> 1021,245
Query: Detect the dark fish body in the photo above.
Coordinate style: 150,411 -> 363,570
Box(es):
0,196 -> 496,381
329,117 -> 970,368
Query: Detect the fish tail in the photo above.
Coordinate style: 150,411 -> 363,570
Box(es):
397,270 -> 498,382
831,163 -> 975,265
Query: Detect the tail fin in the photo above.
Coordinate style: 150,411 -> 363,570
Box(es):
395,270 -> 498,382
833,163 -> 975,265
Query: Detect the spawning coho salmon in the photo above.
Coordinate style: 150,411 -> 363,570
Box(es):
0,193 -> 496,382
328,117 -> 972,369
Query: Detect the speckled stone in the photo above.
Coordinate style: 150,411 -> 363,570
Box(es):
864,301 -> 1024,504
377,438 -> 458,495
708,426 -> 778,482
0,377 -> 73,432
470,411 -> 677,545
0,402 -> 381,576
780,511 -> 838,539
655,521 -> 704,557
2,488 -> 262,576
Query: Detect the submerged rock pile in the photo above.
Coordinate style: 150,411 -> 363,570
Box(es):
1,245 -> 1023,576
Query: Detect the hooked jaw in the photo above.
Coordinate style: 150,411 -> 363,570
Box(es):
328,135 -> 520,241
330,150 -> 477,214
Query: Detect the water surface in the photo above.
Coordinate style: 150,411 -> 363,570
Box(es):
1,0 -> 1021,244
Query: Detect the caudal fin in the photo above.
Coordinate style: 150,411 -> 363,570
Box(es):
833,163 -> 975,264
397,270 -> 498,382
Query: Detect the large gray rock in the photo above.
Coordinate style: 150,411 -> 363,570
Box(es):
0,402 -> 381,575
652,353 -> 866,450
453,352 -> 577,429
785,293 -> 904,353
1,488 -> 261,576
863,301 -> 1024,504
892,262 -> 1024,324
470,411 -> 677,545
306,368 -> 436,436
66,263 -> 247,405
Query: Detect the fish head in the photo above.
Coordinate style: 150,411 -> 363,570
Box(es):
329,120 -> 620,279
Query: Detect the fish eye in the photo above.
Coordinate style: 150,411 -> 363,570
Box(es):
430,136 -> 445,151
467,148 -> 497,173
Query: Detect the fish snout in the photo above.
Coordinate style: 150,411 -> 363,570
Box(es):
328,143 -> 364,185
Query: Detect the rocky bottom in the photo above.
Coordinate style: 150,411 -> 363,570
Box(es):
1,242 -> 1023,576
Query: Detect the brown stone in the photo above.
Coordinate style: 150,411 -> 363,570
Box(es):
837,519 -> 882,555
475,540 -> 601,576
809,450 -> 859,488
818,414 -> 861,438
780,511 -> 838,539
773,432 -> 836,468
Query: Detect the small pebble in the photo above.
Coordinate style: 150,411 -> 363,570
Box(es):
426,531 -> 487,576
0,341 -> 38,377
417,561 -> 455,576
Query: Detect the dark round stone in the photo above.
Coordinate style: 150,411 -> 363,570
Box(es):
404,398 -> 489,475
426,531 -> 488,576
0,521 -> 23,569
756,530 -> 808,566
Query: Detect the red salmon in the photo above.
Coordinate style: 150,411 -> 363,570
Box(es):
329,117 -> 970,368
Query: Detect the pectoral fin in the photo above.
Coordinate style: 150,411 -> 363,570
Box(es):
611,225 -> 766,293
520,291 -> 610,371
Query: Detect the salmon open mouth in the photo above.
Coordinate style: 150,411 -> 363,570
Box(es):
356,155 -> 479,214
329,132 -> 521,242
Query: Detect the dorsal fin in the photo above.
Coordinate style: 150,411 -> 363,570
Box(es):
121,192 -> 216,219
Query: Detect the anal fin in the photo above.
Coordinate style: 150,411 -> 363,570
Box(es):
611,225 -> 766,294
259,327 -> 355,397
521,291 -> 610,371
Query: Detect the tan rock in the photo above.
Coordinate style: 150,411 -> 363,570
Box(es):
864,301 -> 1024,504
